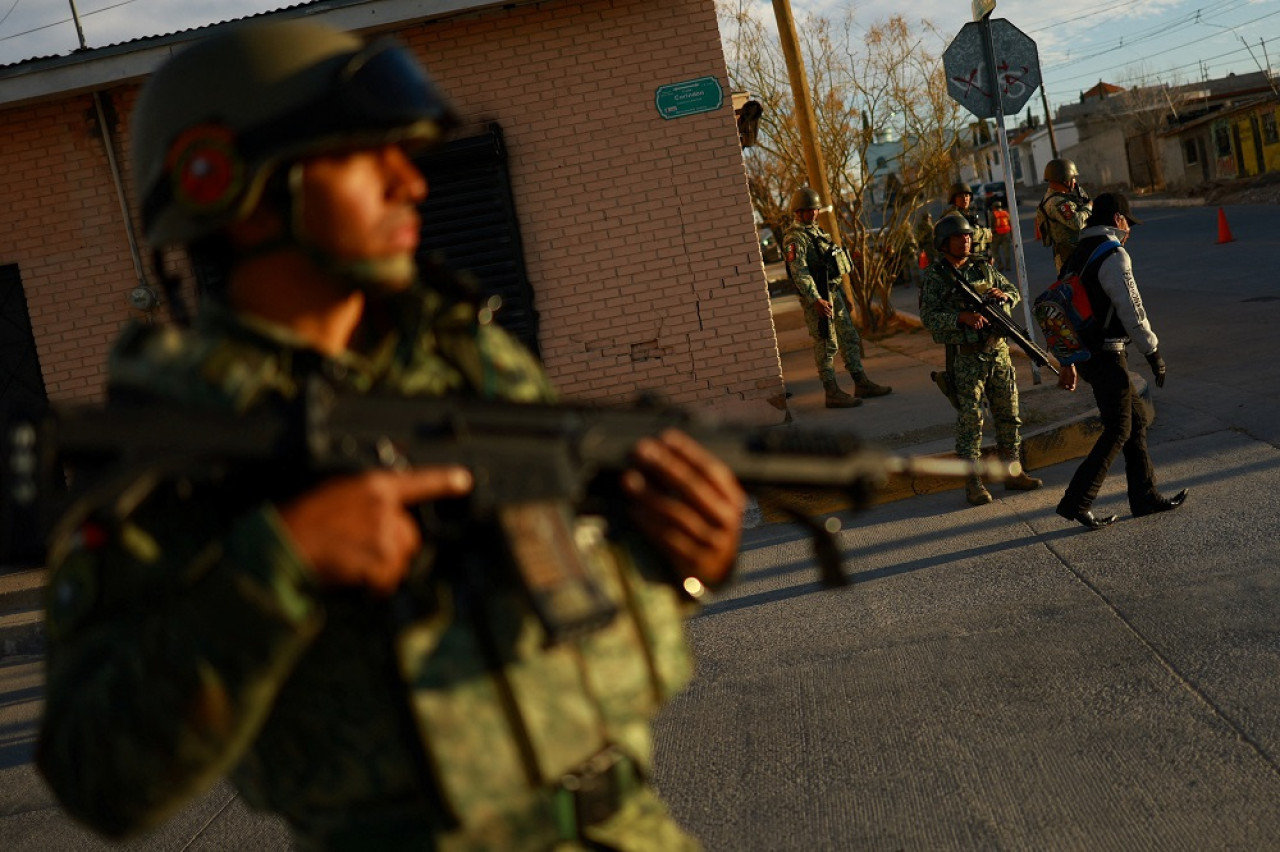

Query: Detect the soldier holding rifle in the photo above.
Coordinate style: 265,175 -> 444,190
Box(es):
36,20 -> 744,850
919,214 -> 1044,506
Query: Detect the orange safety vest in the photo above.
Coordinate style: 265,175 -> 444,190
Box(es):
993,209 -> 1012,235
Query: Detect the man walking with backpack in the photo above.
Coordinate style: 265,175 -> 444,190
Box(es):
1055,193 -> 1188,529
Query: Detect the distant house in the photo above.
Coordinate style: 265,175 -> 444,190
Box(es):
1046,71 -> 1280,193
1158,77 -> 1280,189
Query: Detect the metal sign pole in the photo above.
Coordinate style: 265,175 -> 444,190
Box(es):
979,15 -> 1042,384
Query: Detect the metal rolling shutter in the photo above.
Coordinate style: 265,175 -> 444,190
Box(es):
415,123 -> 540,356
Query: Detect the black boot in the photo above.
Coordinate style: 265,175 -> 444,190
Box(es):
1131,489 -> 1188,517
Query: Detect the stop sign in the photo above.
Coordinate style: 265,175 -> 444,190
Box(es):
943,19 -> 1041,119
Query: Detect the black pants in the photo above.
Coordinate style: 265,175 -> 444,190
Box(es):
1059,349 -> 1158,513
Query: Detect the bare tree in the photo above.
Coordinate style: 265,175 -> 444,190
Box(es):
719,2 -> 963,333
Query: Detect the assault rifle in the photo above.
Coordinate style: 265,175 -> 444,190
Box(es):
3,383 -> 1008,643
949,266 -> 1060,376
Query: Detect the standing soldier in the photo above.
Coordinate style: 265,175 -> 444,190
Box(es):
1035,158 -> 1092,272
919,215 -> 1043,505
989,200 -> 1013,273
36,19 -> 745,849
784,187 -> 891,408
943,181 -> 992,259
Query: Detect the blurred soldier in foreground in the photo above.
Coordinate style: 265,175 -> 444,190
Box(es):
1054,193 -> 1187,530
1035,158 -> 1092,272
919,215 -> 1043,506
943,182 -> 991,259
36,20 -> 745,849
783,187 -> 891,408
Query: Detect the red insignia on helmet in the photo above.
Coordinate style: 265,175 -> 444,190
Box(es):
166,124 -> 244,213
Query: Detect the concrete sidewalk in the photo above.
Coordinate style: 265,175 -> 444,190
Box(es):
0,282 -> 1119,658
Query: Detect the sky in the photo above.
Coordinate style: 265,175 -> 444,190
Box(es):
0,0 -> 1277,118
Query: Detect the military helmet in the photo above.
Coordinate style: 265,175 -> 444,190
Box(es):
790,187 -> 822,212
933,213 -> 974,252
1043,158 -> 1078,185
948,181 -> 973,204
132,19 -> 457,248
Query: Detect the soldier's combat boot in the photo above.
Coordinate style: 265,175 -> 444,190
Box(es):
965,474 -> 993,506
1004,471 -> 1043,491
1000,452 -> 1043,491
852,371 -> 892,397
823,380 -> 862,408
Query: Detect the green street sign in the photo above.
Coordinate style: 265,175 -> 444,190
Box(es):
655,77 -> 723,120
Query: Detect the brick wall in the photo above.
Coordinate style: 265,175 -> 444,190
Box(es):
0,93 -> 142,401
0,0 -> 785,419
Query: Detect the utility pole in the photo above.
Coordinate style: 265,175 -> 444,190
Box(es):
978,10 -> 1041,383
67,0 -> 88,49
1040,76 -> 1059,159
770,0 -> 856,309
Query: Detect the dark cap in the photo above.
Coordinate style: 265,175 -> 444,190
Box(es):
1087,192 -> 1143,227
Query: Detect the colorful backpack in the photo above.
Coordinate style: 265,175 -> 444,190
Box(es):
1032,240 -> 1121,366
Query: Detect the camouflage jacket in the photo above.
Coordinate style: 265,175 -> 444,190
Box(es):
1036,188 -> 1092,267
783,221 -> 837,309
919,257 -> 1020,348
37,282 -> 696,850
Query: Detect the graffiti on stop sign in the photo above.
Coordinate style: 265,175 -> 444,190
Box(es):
943,19 -> 1040,119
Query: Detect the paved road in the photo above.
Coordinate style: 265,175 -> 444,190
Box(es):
2,203 -> 1277,850
653,202 -> 1280,849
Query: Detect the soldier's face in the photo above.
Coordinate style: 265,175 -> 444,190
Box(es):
296,143 -> 428,289
954,192 -> 972,210
796,208 -> 818,224
945,233 -> 971,259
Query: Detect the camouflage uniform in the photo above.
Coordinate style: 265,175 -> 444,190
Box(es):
918,259 -> 1024,461
783,220 -> 864,382
1035,188 -> 1092,272
37,280 -> 701,851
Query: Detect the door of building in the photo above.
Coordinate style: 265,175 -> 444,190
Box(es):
0,264 -> 50,564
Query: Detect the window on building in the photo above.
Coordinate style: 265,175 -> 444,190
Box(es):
1214,125 -> 1232,158
1183,139 -> 1199,165
1263,112 -> 1279,145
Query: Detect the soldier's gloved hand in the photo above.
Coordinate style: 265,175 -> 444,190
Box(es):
1145,350 -> 1166,388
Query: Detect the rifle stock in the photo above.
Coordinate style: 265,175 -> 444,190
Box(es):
3,383 -> 1010,638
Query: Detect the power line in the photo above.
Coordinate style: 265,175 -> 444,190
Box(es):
0,0 -> 22,33
1042,41 -> 1268,105
1039,0 -> 1258,74
0,0 -> 138,45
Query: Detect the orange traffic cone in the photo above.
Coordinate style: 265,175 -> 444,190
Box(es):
1217,207 -> 1235,244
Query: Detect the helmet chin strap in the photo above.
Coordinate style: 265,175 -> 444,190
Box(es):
273,161 -> 418,295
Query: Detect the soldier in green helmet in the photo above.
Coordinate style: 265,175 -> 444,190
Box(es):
919,214 -> 1044,506
1034,158 -> 1092,272
782,186 -> 891,407
36,19 -> 745,850
942,181 -> 992,259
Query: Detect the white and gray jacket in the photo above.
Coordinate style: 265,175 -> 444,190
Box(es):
1079,224 -> 1159,356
